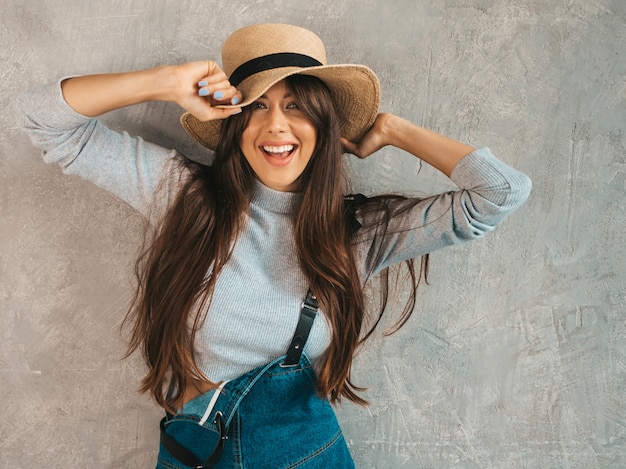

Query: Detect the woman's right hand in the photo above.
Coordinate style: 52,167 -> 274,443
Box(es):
168,61 -> 242,121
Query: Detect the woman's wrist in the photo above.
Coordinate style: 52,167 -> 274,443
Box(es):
151,64 -> 205,105
142,65 -> 180,102
378,113 -> 411,149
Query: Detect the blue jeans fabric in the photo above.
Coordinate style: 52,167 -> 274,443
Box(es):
156,354 -> 355,468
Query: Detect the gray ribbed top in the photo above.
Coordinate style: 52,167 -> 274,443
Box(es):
15,81 -> 531,381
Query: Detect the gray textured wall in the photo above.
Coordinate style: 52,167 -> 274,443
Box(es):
2,0 -> 625,467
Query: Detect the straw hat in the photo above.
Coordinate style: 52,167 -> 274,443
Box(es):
180,23 -> 380,150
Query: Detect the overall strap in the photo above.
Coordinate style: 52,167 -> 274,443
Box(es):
282,289 -> 319,367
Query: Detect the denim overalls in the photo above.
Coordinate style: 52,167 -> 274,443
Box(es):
155,292 -> 355,468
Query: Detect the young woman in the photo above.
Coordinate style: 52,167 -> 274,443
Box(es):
16,23 -> 531,469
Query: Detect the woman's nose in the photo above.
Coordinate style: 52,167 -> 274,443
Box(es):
267,107 -> 288,133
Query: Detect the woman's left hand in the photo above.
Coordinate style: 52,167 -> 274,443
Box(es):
341,113 -> 394,159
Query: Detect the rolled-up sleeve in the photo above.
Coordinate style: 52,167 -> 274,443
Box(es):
14,80 -> 185,217
356,147 -> 532,278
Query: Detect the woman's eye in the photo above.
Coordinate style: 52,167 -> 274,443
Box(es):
286,102 -> 299,110
251,101 -> 266,110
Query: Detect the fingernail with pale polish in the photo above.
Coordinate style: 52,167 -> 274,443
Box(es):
198,89 -> 210,97
198,80 -> 208,87
213,91 -> 224,99
231,96 -> 240,105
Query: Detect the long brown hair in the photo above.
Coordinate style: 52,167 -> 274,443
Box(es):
124,75 -> 427,412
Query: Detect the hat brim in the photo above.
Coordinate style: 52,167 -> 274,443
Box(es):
180,64 -> 380,151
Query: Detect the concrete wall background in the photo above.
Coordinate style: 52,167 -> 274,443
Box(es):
1,0 -> 624,467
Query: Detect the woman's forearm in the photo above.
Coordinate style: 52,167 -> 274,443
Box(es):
381,113 -> 475,178
342,113 -> 476,178
60,62 -> 242,120
60,66 -> 176,117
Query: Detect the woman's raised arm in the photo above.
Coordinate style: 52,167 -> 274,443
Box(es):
61,62 -> 242,120
344,113 -> 532,277
15,62 -> 241,216
342,112 -> 474,177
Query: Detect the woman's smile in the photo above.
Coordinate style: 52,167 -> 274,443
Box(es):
259,142 -> 299,166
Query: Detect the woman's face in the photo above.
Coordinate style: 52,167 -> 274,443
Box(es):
240,80 -> 317,192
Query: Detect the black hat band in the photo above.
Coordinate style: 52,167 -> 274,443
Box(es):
228,52 -> 323,87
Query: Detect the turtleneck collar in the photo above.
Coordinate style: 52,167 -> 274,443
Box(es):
250,179 -> 300,215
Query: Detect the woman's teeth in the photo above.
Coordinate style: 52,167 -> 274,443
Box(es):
262,144 -> 295,156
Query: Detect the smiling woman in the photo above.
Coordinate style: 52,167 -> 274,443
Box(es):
15,23 -> 531,468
